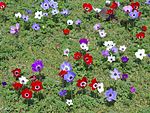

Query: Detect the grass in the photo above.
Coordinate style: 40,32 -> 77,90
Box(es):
0,0 -> 150,113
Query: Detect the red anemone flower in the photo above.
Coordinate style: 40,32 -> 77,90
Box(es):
74,52 -> 82,60
31,80 -> 43,92
21,88 -> 32,99
83,53 -> 93,65
136,32 -> 145,39
110,2 -> 118,9
131,2 -> 140,9
77,77 -> 88,88
141,26 -> 147,32
0,2 -> 6,10
63,29 -> 70,35
12,82 -> 23,90
83,3 -> 93,12
58,70 -> 67,78
106,9 -> 114,15
11,68 -> 21,78
89,78 -> 98,90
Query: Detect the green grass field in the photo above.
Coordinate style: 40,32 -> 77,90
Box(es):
0,0 -> 150,113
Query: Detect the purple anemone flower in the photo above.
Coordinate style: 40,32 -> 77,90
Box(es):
31,60 -> 44,72
25,9 -> 32,14
122,74 -> 128,80
123,5 -> 133,13
75,19 -> 82,25
130,86 -> 136,93
60,62 -> 72,72
111,47 -> 118,53
105,88 -> 117,102
79,38 -> 89,44
41,0 -> 50,10
147,54 -> 150,57
60,9 -> 70,16
145,0 -> 150,5
59,90 -> 67,96
10,23 -> 20,34
129,10 -> 139,19
32,23 -> 40,31
93,23 -> 101,30
64,71 -> 76,82
22,15 -> 29,22
110,68 -> 121,80
101,50 -> 109,57
49,1 -> 58,9
121,56 -> 129,63
2,82 -> 7,87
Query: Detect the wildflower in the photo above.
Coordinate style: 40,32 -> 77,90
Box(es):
97,83 -> 104,94
105,0 -> 111,5
31,80 -> 43,92
63,29 -> 70,35
64,48 -> 70,56
107,55 -> 115,63
89,78 -> 98,90
31,60 -> 44,72
32,23 -> 40,31
110,1 -> 118,9
141,26 -> 147,31
135,49 -> 146,60
30,75 -> 37,81
12,68 -> 21,78
79,38 -> 89,51
43,13 -> 48,16
59,90 -> 67,96
60,62 -> 72,72
83,53 -> 93,65
64,71 -> 76,82
51,9 -> 59,15
111,47 -> 118,53
58,70 -> 67,78
25,9 -> 32,14
15,12 -> 22,18
10,23 -> 20,34
145,0 -> 150,5
74,52 -> 82,60
12,82 -> 23,90
130,86 -> 136,93
19,76 -> 29,85
103,41 -> 115,50
136,32 -> 145,39
49,1 -> 58,9
106,9 -> 114,15
2,81 -> 7,87
119,45 -> 127,52
67,20 -> 73,25
83,3 -> 93,12
101,50 -> 109,57
35,11 -> 43,19
21,88 -> 32,99
129,10 -> 139,19
41,0 -> 50,10
93,7 -> 101,13
110,68 -> 121,80
121,56 -> 129,63
22,15 -> 29,22
75,19 -> 82,25
66,99 -> 73,106
93,23 -> 101,31
105,88 -> 117,102
0,2 -> 6,10
130,2 -> 140,9
60,9 -> 70,16
77,77 -> 88,88
123,5 -> 133,13
121,74 -> 128,80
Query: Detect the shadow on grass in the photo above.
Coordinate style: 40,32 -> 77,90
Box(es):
23,99 -> 34,106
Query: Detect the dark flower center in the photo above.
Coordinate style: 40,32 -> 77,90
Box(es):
35,86 -> 40,89
25,93 -> 29,97
22,80 -> 25,83
139,54 -> 142,56
109,94 -> 112,97
114,73 -> 117,76
70,76 -> 73,79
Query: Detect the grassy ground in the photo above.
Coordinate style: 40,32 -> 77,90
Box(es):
0,0 -> 150,113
